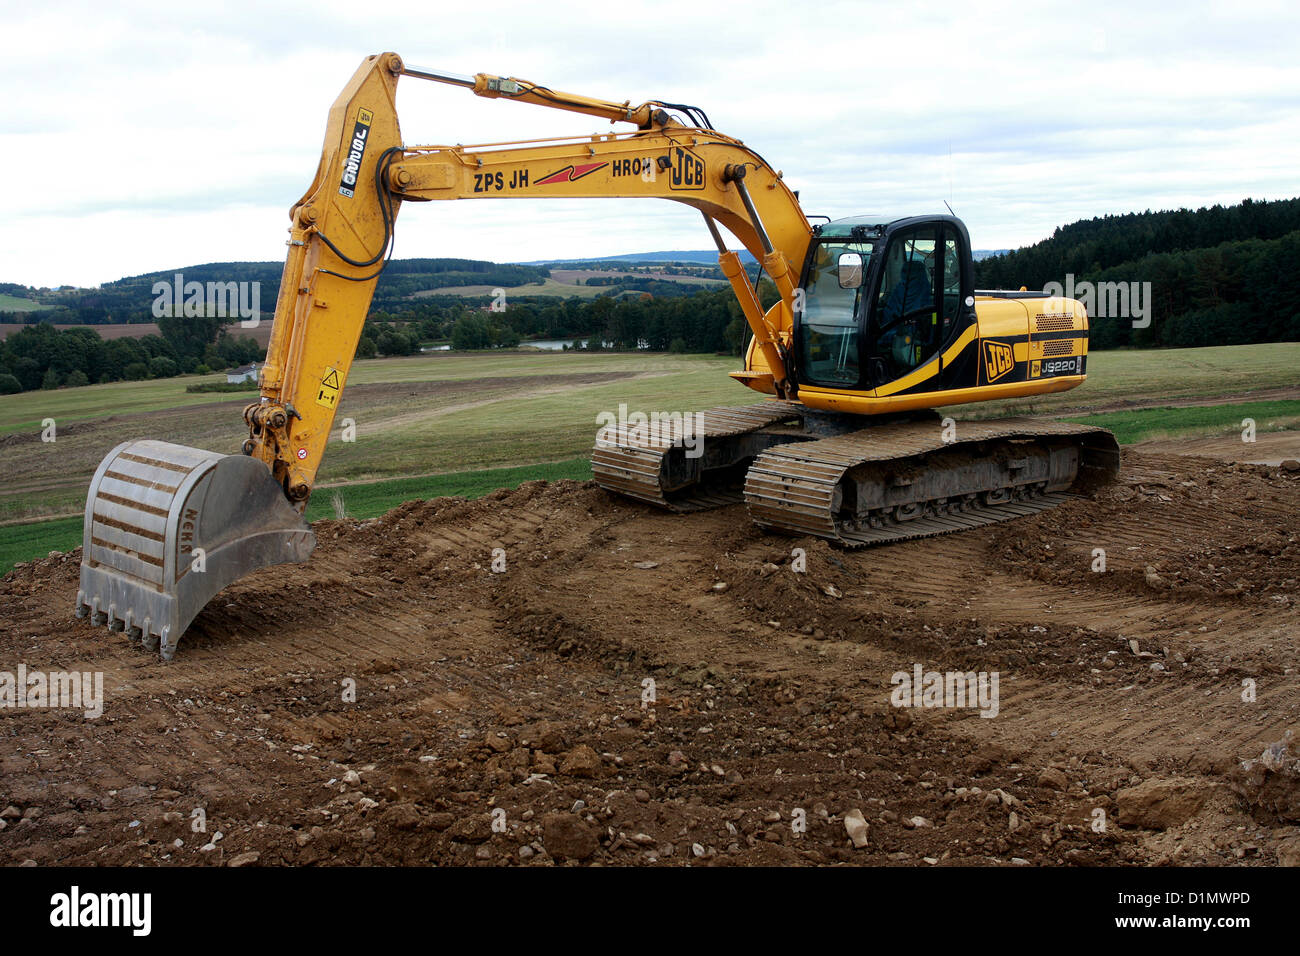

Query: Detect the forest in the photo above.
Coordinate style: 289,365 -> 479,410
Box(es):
973,197 -> 1300,348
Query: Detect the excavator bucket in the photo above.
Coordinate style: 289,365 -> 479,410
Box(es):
75,440 -> 315,660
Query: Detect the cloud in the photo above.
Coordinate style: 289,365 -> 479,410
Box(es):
2,0 -> 1298,286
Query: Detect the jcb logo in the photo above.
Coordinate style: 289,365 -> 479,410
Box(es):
983,341 -> 1015,382
669,146 -> 705,190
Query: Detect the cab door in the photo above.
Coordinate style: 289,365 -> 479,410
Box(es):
865,222 -> 975,391
864,225 -> 939,388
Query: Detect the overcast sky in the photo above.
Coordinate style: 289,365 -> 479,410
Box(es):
4,0 -> 1299,287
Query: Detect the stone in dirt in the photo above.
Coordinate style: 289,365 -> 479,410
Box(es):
1037,767 -> 1069,790
227,851 -> 260,867
519,722 -> 566,753
1116,777 -> 1211,829
843,809 -> 869,848
1276,838 -> 1300,867
447,815 -> 492,844
381,803 -> 423,831
560,744 -> 602,778
1230,733 -> 1300,823
542,812 -> 599,861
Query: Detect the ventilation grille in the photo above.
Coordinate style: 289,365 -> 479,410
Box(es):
1041,338 -> 1077,357
1035,313 -> 1075,332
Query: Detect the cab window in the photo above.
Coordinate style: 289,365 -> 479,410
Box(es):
798,240 -> 873,386
939,226 -> 967,345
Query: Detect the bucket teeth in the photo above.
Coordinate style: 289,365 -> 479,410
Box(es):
76,439 -> 316,660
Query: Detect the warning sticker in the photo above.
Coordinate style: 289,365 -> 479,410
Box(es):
316,366 -> 341,409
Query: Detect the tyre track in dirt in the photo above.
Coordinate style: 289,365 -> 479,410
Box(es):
1,448 -> 1297,866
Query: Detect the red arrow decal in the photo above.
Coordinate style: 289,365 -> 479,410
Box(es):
534,161 -> 608,185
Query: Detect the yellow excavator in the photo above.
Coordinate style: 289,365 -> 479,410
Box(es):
75,52 -> 1119,659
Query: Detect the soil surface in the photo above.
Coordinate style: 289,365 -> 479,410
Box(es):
1135,430 -> 1300,467
2,440 -> 1298,867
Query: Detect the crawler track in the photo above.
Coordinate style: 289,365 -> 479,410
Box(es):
744,417 -> 1120,546
591,401 -> 802,510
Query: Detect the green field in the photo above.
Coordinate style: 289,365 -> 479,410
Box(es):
0,352 -> 736,435
0,293 -> 52,312
944,342 -> 1300,418
0,342 -> 1296,572
0,515 -> 83,573
0,351 -> 744,530
1063,399 -> 1300,444
419,277 -> 611,299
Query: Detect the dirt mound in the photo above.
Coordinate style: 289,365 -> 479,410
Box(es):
1,447 -> 1296,866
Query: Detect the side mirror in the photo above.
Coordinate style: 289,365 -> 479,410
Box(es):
837,252 -> 864,289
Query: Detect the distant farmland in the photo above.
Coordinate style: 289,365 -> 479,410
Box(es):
0,293 -> 52,312
424,267 -> 725,298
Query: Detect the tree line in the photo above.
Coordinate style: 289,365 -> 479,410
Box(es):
435,280 -> 776,354
974,197 -> 1300,348
0,259 -> 553,326
0,318 -> 261,394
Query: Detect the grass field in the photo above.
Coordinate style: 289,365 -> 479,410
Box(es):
0,294 -> 51,312
0,375 -> 260,435
0,342 -> 1296,571
0,516 -> 82,573
944,342 -> 1300,418
1063,399 -> 1300,444
305,458 -> 592,522
420,277 -> 612,299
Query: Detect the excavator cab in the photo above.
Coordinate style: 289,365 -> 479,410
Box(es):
795,214 -> 977,393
